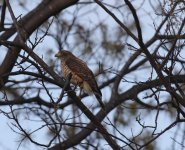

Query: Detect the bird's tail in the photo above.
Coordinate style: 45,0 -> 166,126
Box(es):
94,92 -> 105,109
83,81 -> 104,109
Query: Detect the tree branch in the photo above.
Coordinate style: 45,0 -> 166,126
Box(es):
0,40 -> 121,150
48,74 -> 185,149
0,0 -> 78,89
124,0 -> 185,107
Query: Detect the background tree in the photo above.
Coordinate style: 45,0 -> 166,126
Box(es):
0,0 -> 185,150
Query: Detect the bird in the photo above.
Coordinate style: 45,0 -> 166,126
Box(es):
55,50 -> 104,108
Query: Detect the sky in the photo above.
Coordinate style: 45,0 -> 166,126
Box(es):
0,0 -> 184,150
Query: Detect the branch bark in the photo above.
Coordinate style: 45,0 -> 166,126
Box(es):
0,0 -> 79,89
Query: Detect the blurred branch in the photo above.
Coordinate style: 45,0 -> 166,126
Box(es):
0,0 -> 6,30
156,34 -> 185,39
139,119 -> 185,149
159,18 -> 185,70
94,0 -> 138,42
124,0 -> 185,108
0,96 -> 53,108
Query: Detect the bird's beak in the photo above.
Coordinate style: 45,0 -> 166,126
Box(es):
55,52 -> 60,57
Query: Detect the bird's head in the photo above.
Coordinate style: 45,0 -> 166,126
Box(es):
55,50 -> 72,61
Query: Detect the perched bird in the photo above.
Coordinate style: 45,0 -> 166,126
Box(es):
55,50 -> 104,108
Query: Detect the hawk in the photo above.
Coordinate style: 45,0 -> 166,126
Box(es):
55,50 -> 104,108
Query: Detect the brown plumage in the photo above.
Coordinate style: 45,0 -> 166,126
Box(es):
55,50 -> 104,108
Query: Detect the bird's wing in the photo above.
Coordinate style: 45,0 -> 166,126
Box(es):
65,57 -> 94,82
